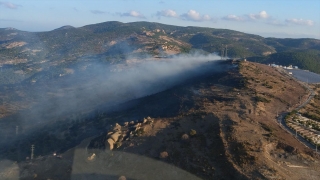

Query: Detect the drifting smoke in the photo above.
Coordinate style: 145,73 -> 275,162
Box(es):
0,52 -> 230,146
31,53 -> 223,118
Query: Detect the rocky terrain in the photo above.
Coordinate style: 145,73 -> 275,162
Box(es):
1,61 -> 319,180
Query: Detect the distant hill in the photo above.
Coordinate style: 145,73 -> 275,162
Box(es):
53,25 -> 76,31
0,21 -> 320,85
248,49 -> 320,74
264,38 -> 320,52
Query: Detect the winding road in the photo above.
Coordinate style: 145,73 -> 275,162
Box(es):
276,73 -> 319,154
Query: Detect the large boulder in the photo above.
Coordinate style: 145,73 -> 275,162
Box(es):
106,138 -> 115,150
110,132 -> 121,142
113,123 -> 122,131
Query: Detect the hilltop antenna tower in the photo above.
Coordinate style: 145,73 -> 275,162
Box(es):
221,44 -> 224,60
31,145 -> 35,160
225,45 -> 228,59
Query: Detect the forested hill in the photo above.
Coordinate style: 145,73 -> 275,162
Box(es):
1,21 -> 320,85
248,49 -> 320,74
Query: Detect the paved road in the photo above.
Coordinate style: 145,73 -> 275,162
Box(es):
296,81 -> 316,110
278,114 -> 319,153
277,77 -> 319,154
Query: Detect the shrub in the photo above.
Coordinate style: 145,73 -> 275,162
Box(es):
302,112 -> 320,122
159,151 -> 169,159
190,129 -> 197,136
260,123 -> 273,132
115,142 -> 122,149
134,128 -> 144,136
255,96 -> 271,103
181,133 -> 189,141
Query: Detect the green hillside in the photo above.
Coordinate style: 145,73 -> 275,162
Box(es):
1,21 -> 320,85
264,38 -> 320,52
248,49 -> 320,74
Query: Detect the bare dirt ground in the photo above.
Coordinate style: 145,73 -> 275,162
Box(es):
3,61 -> 320,180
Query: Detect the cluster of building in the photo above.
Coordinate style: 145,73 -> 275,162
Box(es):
287,114 -> 320,146
269,64 -> 298,69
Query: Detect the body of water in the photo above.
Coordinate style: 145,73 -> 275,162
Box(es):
287,69 -> 320,83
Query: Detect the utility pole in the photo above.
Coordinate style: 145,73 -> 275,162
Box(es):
316,136 -> 320,153
314,136 -> 317,152
31,145 -> 35,160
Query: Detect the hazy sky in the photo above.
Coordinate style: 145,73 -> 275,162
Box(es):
0,0 -> 319,39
